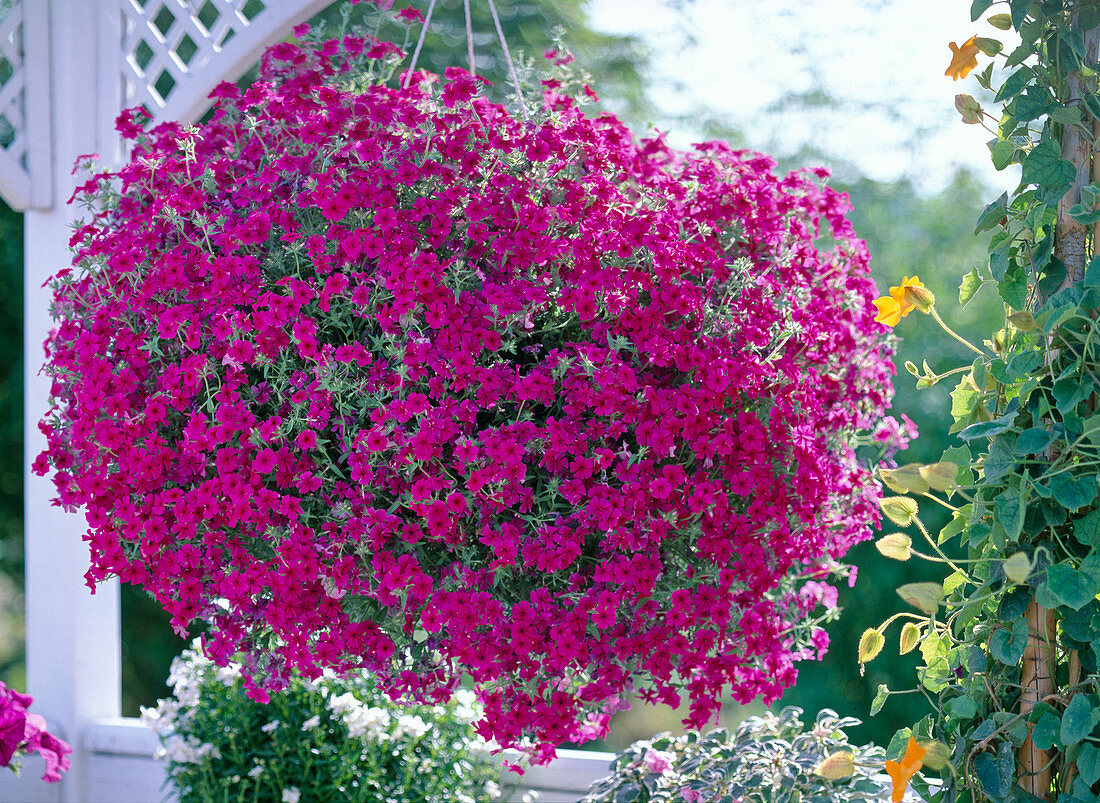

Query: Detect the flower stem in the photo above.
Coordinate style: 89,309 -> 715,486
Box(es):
930,307 -> 987,356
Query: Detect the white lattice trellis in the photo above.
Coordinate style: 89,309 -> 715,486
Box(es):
0,0 -> 48,210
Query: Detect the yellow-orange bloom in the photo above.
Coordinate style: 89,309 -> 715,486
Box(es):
873,275 -> 926,327
886,737 -> 926,802
946,35 -> 980,81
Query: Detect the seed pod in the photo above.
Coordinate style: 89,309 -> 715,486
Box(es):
876,533 -> 913,561
919,462 -> 959,492
879,496 -> 918,526
897,582 -> 944,615
813,750 -> 855,780
881,464 -> 929,494
859,628 -> 886,663
899,622 -> 920,655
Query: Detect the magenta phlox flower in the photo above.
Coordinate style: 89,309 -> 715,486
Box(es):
39,9 -> 895,764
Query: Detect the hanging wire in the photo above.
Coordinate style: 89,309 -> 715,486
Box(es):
403,0 -> 439,89
485,0 -> 529,119
463,0 -> 476,74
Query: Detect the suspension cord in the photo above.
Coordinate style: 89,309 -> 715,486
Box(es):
485,0 -> 528,119
464,0 -> 476,74
402,0 -> 439,89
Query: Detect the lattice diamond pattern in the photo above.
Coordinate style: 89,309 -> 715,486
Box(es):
121,0 -> 272,112
0,2 -> 26,170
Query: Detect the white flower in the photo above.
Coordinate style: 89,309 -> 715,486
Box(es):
260,720 -> 281,733
483,780 -> 502,799
281,787 -> 301,803
394,714 -> 429,739
521,792 -> 541,803
248,764 -> 264,778
301,714 -> 321,731
452,688 -> 481,724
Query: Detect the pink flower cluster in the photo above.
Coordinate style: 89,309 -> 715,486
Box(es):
38,19 -> 893,761
0,682 -> 71,783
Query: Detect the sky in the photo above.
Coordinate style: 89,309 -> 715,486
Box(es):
589,0 -> 1021,195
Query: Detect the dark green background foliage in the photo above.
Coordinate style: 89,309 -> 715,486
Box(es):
0,0 -> 999,748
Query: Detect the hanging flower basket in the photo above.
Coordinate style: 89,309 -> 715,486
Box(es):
37,7 -> 894,762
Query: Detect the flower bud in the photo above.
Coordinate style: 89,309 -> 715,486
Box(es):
1003,551 -> 1033,585
1008,310 -> 1037,331
880,464 -> 929,494
987,13 -> 1013,30
876,533 -> 912,561
904,360 -> 920,376
899,622 -> 920,655
897,582 -> 944,615
955,93 -> 983,124
919,461 -> 959,492
974,37 -> 1002,56
917,740 -> 951,771
902,284 -> 935,313
879,496 -> 918,526
858,628 -> 885,663
814,750 -> 855,780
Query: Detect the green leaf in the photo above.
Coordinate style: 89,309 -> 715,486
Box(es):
971,0 -> 993,20
974,741 -> 1015,797
989,244 -> 1009,281
959,412 -> 1016,441
1060,601 -> 1100,640
1031,709 -> 1062,751
995,68 -> 1031,102
1009,0 -> 1030,28
1046,562 -> 1100,610
1053,375 -> 1092,414
998,264 -> 1029,309
960,266 -> 986,305
950,374 -> 983,433
990,140 -> 1017,171
994,486 -> 1027,540
1068,202 -> 1100,225
1074,509 -> 1100,548
947,696 -> 979,720
984,435 -> 1017,484
1014,86 -> 1050,122
1052,105 -> 1084,127
975,192 -> 1009,234
1022,137 -> 1076,190
989,617 -> 1029,665
1083,256 -> 1100,288
941,445 -> 975,487
1060,694 -> 1100,746
1050,473 -> 1097,512
1015,427 -> 1055,455
1078,743 -> 1100,786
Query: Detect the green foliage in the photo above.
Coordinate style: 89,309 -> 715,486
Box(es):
581,707 -> 894,803
865,2 -> 1100,799
143,646 -> 505,803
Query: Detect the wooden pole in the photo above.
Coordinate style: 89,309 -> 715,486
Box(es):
1018,19 -> 1100,800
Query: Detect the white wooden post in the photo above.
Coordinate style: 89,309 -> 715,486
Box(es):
22,2 -> 122,799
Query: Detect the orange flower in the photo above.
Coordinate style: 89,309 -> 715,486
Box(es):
873,275 -> 925,327
886,737 -> 926,802
946,35 -> 980,81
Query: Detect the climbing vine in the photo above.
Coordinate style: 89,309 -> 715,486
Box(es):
863,1 -> 1100,799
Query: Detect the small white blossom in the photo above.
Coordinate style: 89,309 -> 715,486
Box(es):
394,714 -> 429,739
301,714 -> 321,731
248,764 -> 264,778
260,720 -> 281,733
281,787 -> 301,803
483,780 -> 502,799
521,792 -> 541,803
